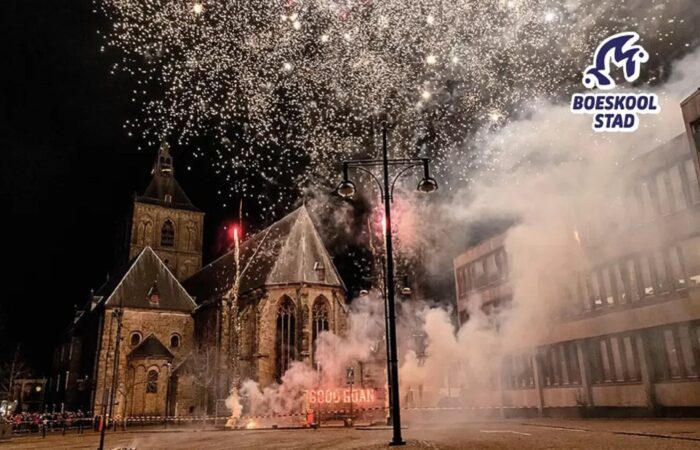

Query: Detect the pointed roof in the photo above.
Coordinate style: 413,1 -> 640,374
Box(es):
184,206 -> 345,305
100,247 -> 197,312
128,334 -> 174,359
136,142 -> 199,212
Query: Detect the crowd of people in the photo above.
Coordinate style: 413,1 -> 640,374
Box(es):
7,410 -> 92,436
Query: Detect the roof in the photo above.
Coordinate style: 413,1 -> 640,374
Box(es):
136,142 -> 199,212
128,334 -> 174,359
100,247 -> 197,312
184,205 -> 345,305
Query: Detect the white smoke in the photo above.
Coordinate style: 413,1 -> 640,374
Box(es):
226,47 -> 700,420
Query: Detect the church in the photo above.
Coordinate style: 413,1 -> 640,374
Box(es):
47,143 -> 347,418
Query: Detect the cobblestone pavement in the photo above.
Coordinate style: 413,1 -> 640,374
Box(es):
3,418 -> 700,449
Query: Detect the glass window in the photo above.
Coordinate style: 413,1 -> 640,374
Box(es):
601,267 -> 616,306
486,253 -> 499,283
588,274 -> 603,309
472,259 -> 486,288
170,334 -> 180,348
161,220 -> 175,247
678,325 -> 698,378
130,333 -> 141,347
558,345 -> 569,384
600,340 -> 613,382
682,237 -> 700,286
640,181 -> 656,221
664,329 -> 682,378
578,275 -> 591,311
639,257 -> 655,297
623,336 -> 640,381
610,337 -> 625,382
684,159 -> 700,204
613,264 -> 627,304
626,188 -> 641,228
653,251 -> 670,294
668,247 -> 686,289
568,343 -> 581,384
146,370 -> 158,393
655,172 -> 672,216
669,165 -> 687,211
625,259 -> 641,302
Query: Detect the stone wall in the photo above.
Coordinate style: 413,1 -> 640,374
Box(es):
93,307 -> 194,417
129,202 -> 204,280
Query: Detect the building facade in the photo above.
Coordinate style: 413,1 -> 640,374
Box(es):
452,96 -> 700,416
48,144 -> 347,418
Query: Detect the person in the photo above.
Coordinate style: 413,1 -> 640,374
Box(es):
41,415 -> 48,438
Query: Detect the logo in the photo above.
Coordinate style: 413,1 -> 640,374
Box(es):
571,32 -> 659,132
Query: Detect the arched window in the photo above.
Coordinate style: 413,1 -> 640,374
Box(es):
186,222 -> 198,252
130,332 -> 142,347
275,297 -> 296,380
137,220 -> 153,246
170,334 -> 180,348
312,297 -> 330,367
161,220 -> 175,247
146,369 -> 158,393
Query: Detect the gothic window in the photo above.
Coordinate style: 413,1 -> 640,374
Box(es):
130,332 -> 142,347
186,222 -> 198,252
312,297 -> 330,367
275,297 -> 296,380
137,219 -> 153,246
170,333 -> 181,348
146,369 -> 158,393
161,220 -> 175,247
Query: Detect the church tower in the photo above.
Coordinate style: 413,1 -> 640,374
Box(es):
128,142 -> 204,280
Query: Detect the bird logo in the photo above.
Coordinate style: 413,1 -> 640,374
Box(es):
582,32 -> 649,90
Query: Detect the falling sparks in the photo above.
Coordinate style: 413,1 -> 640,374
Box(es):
97,0 -> 694,218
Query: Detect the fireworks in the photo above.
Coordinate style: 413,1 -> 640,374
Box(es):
98,0 -> 693,213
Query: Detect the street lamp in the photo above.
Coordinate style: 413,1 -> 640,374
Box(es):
337,120 -> 437,446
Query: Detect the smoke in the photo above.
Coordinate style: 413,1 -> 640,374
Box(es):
226,45 -> 699,421
395,46 -> 700,400
230,294 -> 386,419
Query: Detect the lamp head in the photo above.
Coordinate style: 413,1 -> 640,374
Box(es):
417,177 -> 438,193
337,179 -> 356,198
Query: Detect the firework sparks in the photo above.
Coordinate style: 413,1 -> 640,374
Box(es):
98,0 -> 694,214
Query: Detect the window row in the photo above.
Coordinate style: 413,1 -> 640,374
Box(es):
541,342 -> 581,387
567,238 -> 700,315
588,333 -> 641,384
647,322 -> 700,381
626,158 -> 700,225
129,332 -> 182,349
134,219 -> 200,251
502,353 -> 534,389
455,248 -> 508,297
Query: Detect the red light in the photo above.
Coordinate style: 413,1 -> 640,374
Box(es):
228,225 -> 239,241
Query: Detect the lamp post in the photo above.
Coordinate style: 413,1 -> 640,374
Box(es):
336,121 -> 437,446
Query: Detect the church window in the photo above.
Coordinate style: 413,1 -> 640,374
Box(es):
137,220 -> 153,246
275,297 -> 296,380
130,332 -> 142,347
186,223 -> 198,251
161,220 -> 175,247
146,369 -> 158,393
170,334 -> 181,348
312,297 -> 330,368
164,194 -> 172,204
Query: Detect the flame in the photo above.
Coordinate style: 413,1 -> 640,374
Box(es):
246,420 -> 256,429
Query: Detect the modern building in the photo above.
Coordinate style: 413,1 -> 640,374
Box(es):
47,143 -> 347,418
452,94 -> 700,416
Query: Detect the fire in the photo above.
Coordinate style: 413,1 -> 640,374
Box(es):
246,420 -> 256,429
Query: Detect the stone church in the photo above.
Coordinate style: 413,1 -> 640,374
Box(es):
47,143 -> 347,418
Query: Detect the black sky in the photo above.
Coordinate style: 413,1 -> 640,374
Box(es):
2,2 -> 235,372
4,1 -> 699,374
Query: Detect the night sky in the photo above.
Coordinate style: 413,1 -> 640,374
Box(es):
3,2 -> 240,372
5,1 -> 699,374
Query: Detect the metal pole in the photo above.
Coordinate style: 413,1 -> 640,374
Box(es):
381,121 -> 405,446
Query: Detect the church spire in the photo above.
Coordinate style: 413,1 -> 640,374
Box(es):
152,141 -> 174,177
